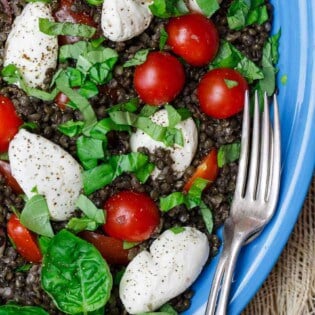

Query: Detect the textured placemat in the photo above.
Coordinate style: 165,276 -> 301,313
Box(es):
242,176 -> 315,315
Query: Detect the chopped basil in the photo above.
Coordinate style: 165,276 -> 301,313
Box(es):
196,0 -> 220,17
1,64 -> 58,101
123,241 -> 140,250
160,192 -> 186,212
165,104 -> 182,127
199,201 -> 213,234
76,136 -> 105,169
107,98 -> 139,113
38,236 -> 52,255
0,304 -> 49,315
83,152 -> 153,194
227,0 -> 268,30
139,105 -> 159,117
217,142 -> 241,167
137,303 -> 178,315
170,226 -> 185,234
123,49 -> 150,67
176,108 -> 192,120
20,122 -> 38,131
66,217 -> 99,234
59,41 -> 90,62
187,178 -> 209,201
20,195 -> 54,238
39,18 -> 96,38
224,79 -> 239,89
85,0 -> 103,5
210,40 -> 263,83
159,27 -> 168,50
0,153 -> 9,161
58,120 -> 84,137
149,0 -> 188,18
76,194 -> 105,224
134,162 -> 155,183
15,264 -> 32,272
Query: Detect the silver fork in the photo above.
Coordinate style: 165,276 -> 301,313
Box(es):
205,91 -> 281,315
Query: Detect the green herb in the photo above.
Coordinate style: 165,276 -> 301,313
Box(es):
1,64 -> 58,101
123,49 -> 150,67
169,226 -> 185,234
66,217 -> 99,234
90,118 -> 131,140
134,162 -> 155,183
224,79 -> 239,89
20,195 -> 54,238
123,241 -> 140,250
165,104 -> 182,127
137,303 -> 178,315
210,40 -> 263,83
107,98 -> 139,113
113,268 -> 126,286
227,0 -> 268,30
160,178 -> 213,233
139,105 -> 159,117
196,0 -> 220,17
16,264 -> 32,272
39,18 -> 96,38
76,136 -> 105,169
159,27 -> 168,50
38,236 -> 52,255
20,122 -> 38,131
0,304 -> 49,315
76,194 -> 105,224
0,153 -> 9,161
254,30 -> 281,99
58,120 -> 84,137
217,142 -> 241,167
149,0 -> 188,18
83,152 -> 153,194
281,74 -> 287,85
177,108 -> 192,120
41,230 -> 112,314
85,0 -> 103,5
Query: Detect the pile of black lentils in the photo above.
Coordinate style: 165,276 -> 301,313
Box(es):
0,0 -> 273,314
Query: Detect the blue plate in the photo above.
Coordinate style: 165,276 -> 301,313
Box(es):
183,1 -> 315,314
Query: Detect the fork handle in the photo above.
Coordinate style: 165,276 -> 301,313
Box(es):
206,219 -> 245,315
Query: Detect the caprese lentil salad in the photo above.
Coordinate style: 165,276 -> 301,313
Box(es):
0,0 -> 279,314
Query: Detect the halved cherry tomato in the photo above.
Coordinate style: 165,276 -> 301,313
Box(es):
7,214 -> 42,263
0,95 -> 23,153
55,92 -> 70,110
0,161 -> 23,194
79,231 -> 130,265
133,51 -> 185,106
103,190 -> 160,242
166,13 -> 219,66
53,0 -> 97,45
197,68 -> 248,119
184,148 -> 219,192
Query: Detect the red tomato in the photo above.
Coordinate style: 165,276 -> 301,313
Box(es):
7,214 -> 42,263
0,161 -> 23,194
53,0 -> 97,45
184,148 -> 219,192
0,95 -> 23,153
197,68 -> 248,119
79,231 -> 130,265
103,190 -> 160,242
133,51 -> 185,106
166,13 -> 219,66
55,92 -> 69,110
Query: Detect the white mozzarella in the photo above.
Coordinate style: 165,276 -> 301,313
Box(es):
4,2 -> 58,88
9,129 -> 83,221
120,227 -> 209,314
130,109 -> 198,178
101,0 -> 153,42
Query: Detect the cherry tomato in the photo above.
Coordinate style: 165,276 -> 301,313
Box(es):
133,51 -> 185,106
197,68 -> 248,119
0,161 -> 23,194
55,92 -> 69,110
7,214 -> 42,263
166,13 -> 219,66
53,0 -> 97,45
184,148 -> 219,192
79,231 -> 130,265
103,190 -> 160,242
0,95 -> 23,153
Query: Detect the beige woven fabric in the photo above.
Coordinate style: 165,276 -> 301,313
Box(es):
242,176 -> 315,315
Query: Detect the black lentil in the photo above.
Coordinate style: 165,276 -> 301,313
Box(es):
0,0 -> 273,313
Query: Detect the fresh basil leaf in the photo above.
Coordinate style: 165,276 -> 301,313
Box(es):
123,49 -> 150,67
196,0 -> 220,17
149,0 -> 188,18
107,98 -> 139,113
91,37 -> 106,48
20,195 -> 54,237
0,152 -> 9,161
39,18 -> 96,38
76,194 -> 105,224
64,67 -> 83,87
123,241 -> 140,250
235,56 -> 264,83
199,201 -> 213,233
16,264 -> 32,272
90,118 -> 131,140
224,79 -> 239,88
281,74 -> 287,85
159,27 -> 168,50
41,230 -> 112,314
139,105 -> 159,117
26,0 -> 51,3
79,81 -> 99,98
38,236 -> 52,255
176,108 -> 192,120
85,0 -> 103,5
59,41 -> 90,62
217,142 -> 241,167
58,120 -> 84,137
165,104 -> 182,127
0,304 -> 49,315
169,226 -> 185,234
109,111 -> 138,125
66,217 -> 98,234
187,178 -> 209,201
134,162 -> 155,183
20,122 -> 38,131
160,192 -> 186,212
